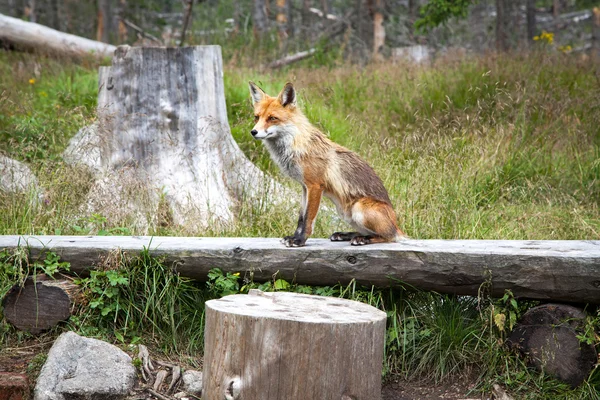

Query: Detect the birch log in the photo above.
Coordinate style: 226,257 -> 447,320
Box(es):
0,13 -> 116,58
203,290 -> 387,400
63,46 -> 281,232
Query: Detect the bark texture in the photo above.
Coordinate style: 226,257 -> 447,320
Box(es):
1,236 -> 599,304
63,46 -> 280,232
0,12 -> 116,58
507,304 -> 597,387
203,290 -> 386,400
2,275 -> 81,334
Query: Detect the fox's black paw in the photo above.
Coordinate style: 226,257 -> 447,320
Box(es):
350,236 -> 371,246
282,235 -> 306,247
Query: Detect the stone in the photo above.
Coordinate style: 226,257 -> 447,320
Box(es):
0,373 -> 28,400
181,370 -> 203,395
0,155 -> 42,199
34,331 -> 136,400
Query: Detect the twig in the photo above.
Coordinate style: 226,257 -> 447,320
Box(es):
148,388 -> 173,400
121,18 -> 163,45
179,0 -> 194,47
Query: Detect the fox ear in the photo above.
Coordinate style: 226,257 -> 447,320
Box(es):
249,81 -> 266,105
277,82 -> 296,108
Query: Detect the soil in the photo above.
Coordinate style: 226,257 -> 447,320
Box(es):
1,340 -> 486,400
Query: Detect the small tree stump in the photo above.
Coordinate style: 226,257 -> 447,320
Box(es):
507,304 -> 598,387
1,275 -> 81,334
203,290 -> 387,400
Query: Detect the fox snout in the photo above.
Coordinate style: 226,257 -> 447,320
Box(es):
251,129 -> 258,137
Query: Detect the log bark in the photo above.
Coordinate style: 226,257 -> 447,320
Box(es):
1,274 -> 81,334
371,0 -> 385,61
507,304 -> 597,387
0,13 -> 116,58
203,290 -> 386,400
1,236 -> 599,304
63,46 -> 281,233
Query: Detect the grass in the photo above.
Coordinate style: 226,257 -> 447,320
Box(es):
0,49 -> 599,398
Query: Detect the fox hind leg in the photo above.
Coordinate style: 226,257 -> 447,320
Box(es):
349,198 -> 405,245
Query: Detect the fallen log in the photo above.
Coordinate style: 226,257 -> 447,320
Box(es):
2,274 -> 81,334
0,236 -> 599,304
0,13 -> 116,58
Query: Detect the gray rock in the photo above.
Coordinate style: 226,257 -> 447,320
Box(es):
34,331 -> 136,400
181,370 -> 203,395
0,155 -> 42,198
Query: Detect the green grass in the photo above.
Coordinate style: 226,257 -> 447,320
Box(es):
0,49 -> 599,397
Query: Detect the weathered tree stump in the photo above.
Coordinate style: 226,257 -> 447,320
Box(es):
64,45 -> 282,233
203,290 -> 387,400
507,304 -> 598,387
1,275 -> 81,334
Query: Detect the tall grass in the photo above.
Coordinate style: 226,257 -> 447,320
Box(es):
0,50 -> 599,397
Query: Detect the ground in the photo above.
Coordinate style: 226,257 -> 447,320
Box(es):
0,339 -> 484,400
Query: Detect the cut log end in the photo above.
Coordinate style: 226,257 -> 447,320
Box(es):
1,275 -> 80,334
507,304 -> 598,387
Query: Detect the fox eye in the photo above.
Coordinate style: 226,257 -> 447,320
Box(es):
268,116 -> 278,122
254,115 -> 259,122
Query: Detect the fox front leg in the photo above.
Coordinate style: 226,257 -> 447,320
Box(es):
282,184 -> 322,247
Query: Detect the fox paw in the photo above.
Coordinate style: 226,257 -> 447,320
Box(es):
282,235 -> 306,247
350,236 -> 371,246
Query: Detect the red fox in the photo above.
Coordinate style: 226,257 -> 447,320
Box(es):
249,81 -> 406,247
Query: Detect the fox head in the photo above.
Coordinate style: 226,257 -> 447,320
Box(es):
248,82 -> 298,140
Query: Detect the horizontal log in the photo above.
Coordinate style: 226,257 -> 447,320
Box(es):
0,13 -> 116,58
1,236 -> 599,303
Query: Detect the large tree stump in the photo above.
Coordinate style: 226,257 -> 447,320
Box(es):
1,275 -> 81,334
64,45 -> 282,233
203,290 -> 387,400
507,304 -> 598,387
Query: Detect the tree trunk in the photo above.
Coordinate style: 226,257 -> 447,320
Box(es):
96,0 -> 113,43
179,0 -> 194,46
276,0 -> 289,45
63,46 -> 281,233
2,275 -> 81,334
27,0 -> 35,23
593,7 -> 600,60
526,0 -> 536,45
253,0 -> 268,39
507,304 -> 597,387
496,0 -> 509,51
371,0 -> 385,61
203,290 -> 386,400
2,236 -> 600,304
0,13 -> 116,58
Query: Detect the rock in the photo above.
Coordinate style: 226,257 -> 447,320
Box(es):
181,370 -> 202,395
0,155 -> 42,199
34,331 -> 136,400
0,372 -> 29,400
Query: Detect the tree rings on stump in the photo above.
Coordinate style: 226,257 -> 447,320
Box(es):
507,303 -> 597,387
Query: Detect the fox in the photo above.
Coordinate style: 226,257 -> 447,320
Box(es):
249,81 -> 407,247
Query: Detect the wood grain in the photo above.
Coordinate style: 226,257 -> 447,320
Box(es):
1,235 -> 599,303
203,290 -> 387,400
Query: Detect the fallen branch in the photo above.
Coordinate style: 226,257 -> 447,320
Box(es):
268,48 -> 316,68
121,18 -> 162,45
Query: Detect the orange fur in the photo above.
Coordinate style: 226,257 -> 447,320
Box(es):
249,81 -> 406,246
